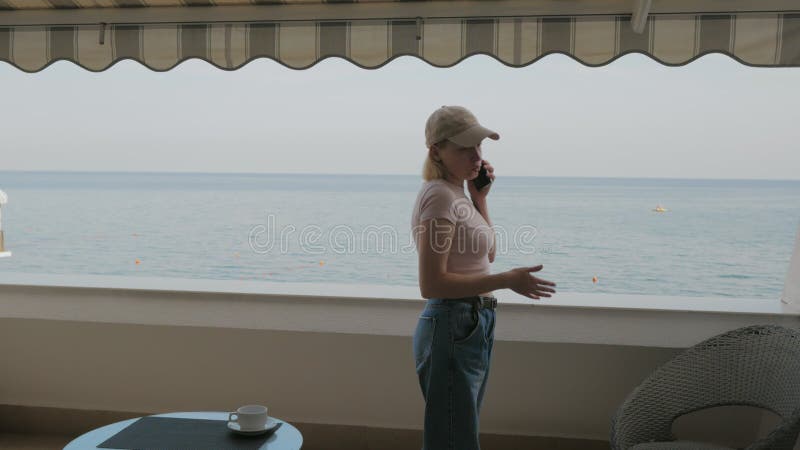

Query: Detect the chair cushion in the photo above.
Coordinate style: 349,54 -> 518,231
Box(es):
630,441 -> 734,450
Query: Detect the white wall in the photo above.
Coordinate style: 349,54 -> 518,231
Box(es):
0,278 -> 797,446
0,317 -> 784,445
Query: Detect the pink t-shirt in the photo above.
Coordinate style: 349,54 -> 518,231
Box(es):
411,179 -> 494,277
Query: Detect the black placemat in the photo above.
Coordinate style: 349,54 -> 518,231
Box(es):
98,416 -> 280,450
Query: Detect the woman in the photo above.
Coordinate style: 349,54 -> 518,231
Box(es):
411,106 -> 557,450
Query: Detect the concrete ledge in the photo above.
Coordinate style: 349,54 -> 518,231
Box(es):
0,273 -> 798,348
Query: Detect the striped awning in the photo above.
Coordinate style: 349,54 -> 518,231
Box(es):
0,1 -> 799,72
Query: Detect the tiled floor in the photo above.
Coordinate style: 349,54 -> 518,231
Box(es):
0,433 -> 73,450
0,405 -> 610,450
0,430 -> 610,450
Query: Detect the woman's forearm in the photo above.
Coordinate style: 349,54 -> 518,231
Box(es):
422,271 -> 510,299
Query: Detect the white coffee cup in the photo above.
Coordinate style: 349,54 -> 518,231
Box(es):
228,405 -> 268,430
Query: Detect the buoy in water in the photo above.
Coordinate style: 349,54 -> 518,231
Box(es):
592,276 -> 598,284
135,259 -> 141,265
319,260 -> 325,266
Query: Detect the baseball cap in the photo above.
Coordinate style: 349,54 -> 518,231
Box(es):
425,105 -> 500,148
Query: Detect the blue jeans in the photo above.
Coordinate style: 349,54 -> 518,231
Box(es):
413,298 -> 496,450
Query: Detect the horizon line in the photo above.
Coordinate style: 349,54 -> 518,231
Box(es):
0,169 -> 798,183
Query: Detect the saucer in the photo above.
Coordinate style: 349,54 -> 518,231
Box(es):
227,417 -> 279,436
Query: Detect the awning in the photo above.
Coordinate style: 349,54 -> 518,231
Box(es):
0,0 -> 798,72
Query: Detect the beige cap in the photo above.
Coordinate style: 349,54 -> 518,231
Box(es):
425,105 -> 500,148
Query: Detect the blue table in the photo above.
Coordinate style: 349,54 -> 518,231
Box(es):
63,411 -> 303,450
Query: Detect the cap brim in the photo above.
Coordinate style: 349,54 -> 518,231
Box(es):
447,125 -> 500,148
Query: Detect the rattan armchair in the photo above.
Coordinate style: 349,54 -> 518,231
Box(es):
610,325 -> 800,450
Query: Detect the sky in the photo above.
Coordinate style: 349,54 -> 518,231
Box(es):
0,53 -> 798,179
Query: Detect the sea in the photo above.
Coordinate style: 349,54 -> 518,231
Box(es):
0,171 -> 798,299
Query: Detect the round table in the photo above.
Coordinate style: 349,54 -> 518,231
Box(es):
63,411 -> 303,450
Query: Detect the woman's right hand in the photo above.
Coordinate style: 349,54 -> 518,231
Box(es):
506,265 -> 556,300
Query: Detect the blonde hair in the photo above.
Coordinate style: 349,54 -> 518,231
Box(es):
422,140 -> 450,181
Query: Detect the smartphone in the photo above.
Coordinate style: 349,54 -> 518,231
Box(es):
473,163 -> 492,191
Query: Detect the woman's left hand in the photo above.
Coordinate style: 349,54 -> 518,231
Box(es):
467,159 -> 495,202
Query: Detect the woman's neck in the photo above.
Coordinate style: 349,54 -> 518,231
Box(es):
442,174 -> 464,189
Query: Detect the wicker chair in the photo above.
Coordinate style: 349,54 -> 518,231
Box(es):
610,325 -> 800,450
